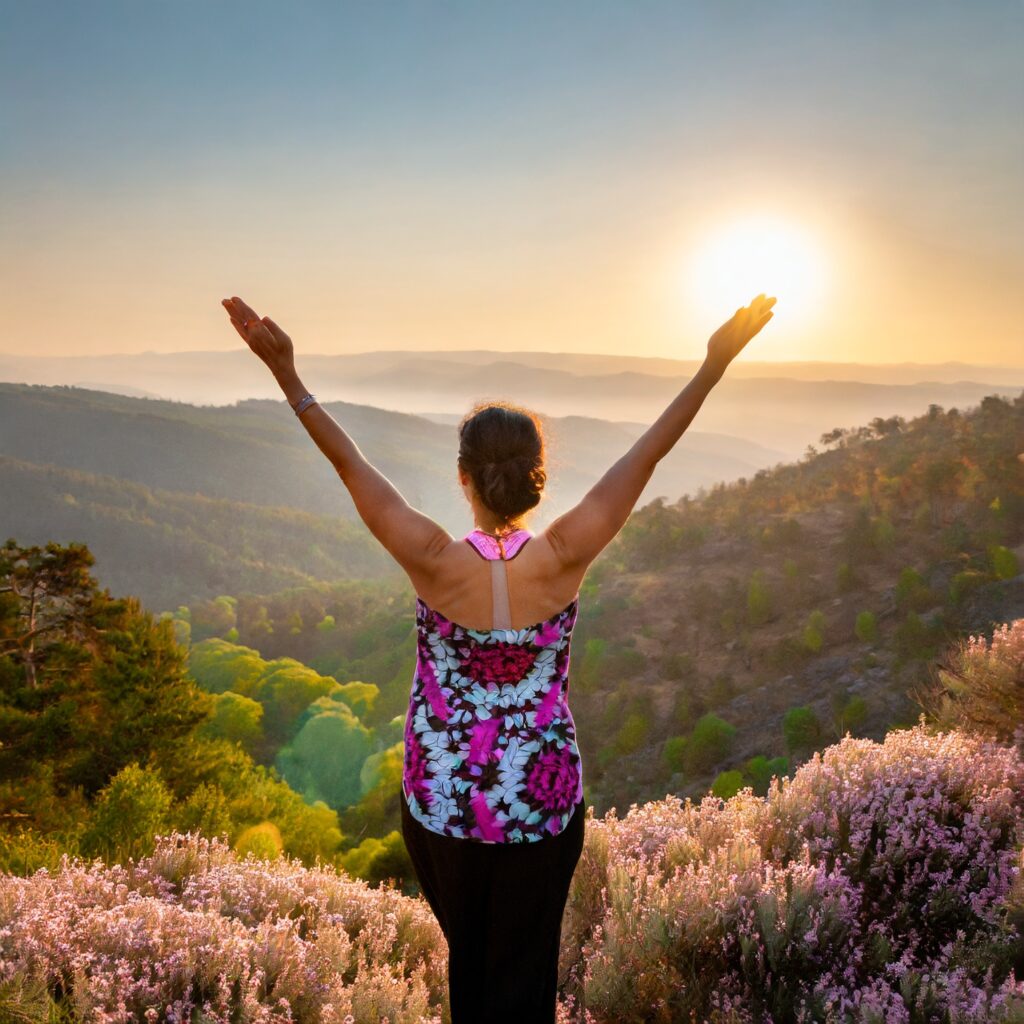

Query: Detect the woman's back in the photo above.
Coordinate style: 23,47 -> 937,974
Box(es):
408,524 -> 586,633
403,526 -> 584,843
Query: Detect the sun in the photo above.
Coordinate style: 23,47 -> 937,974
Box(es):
686,214 -> 826,329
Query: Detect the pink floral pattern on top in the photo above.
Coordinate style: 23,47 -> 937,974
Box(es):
402,528 -> 585,843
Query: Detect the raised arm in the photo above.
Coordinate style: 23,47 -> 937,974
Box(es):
544,294 -> 776,572
222,296 -> 452,577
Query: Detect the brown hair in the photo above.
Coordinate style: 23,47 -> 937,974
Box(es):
457,401 -> 547,527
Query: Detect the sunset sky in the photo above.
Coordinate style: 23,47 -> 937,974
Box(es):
2,1 -> 1022,364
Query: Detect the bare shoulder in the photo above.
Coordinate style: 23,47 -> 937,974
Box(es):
530,524 -> 588,593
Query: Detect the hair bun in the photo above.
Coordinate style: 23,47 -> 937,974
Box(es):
457,403 -> 547,524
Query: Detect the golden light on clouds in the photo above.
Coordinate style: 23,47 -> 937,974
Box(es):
686,214 -> 828,332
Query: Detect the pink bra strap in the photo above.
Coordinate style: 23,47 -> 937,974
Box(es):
464,528 -> 532,561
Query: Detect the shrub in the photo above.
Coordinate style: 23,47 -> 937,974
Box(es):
660,652 -> 693,682
710,769 -> 744,799
684,714 -> 736,775
832,694 -> 868,738
708,672 -> 735,704
836,561 -> 857,593
895,566 -> 931,611
234,820 -> 283,860
0,831 -> 447,1022
783,705 -> 822,756
613,712 -> 650,756
916,618 -> 1024,744
80,762 -> 173,864
989,544 -> 1020,581
559,722 -> 1024,1022
855,609 -> 878,643
950,568 -> 988,605
802,609 -> 826,653
662,736 -> 687,776
894,609 -> 937,661
742,754 -> 790,796
747,569 -> 772,626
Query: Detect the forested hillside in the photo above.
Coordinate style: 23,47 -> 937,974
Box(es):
1,389 -> 1021,891
158,390 -> 1024,821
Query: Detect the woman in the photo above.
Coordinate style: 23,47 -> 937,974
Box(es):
221,292 -> 776,1022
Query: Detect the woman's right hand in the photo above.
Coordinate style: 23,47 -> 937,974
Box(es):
706,294 -> 777,374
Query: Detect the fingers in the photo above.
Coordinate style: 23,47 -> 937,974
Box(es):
262,315 -> 288,343
229,295 -> 260,323
229,320 -> 251,344
222,298 -> 252,328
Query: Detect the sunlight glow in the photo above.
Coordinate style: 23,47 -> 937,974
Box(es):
686,215 -> 827,329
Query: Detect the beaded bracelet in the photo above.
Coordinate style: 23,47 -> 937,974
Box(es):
293,393 -> 318,416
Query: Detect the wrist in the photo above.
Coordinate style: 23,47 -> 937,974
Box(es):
274,366 -> 307,407
699,355 -> 727,385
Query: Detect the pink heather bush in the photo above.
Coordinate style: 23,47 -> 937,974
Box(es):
921,617 -> 1024,745
559,721 -> 1024,1023
0,831 -> 448,1023
3,722 -> 1024,1022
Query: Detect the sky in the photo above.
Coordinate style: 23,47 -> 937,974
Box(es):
2,0 -> 1022,364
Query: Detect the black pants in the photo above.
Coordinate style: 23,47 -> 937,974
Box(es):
400,792 -> 586,1024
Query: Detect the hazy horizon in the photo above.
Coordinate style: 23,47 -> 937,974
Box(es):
4,346 -> 1024,371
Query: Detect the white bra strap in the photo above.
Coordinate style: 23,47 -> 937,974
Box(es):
490,558 -> 512,629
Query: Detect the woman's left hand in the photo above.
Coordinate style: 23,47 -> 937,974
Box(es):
222,296 -> 295,378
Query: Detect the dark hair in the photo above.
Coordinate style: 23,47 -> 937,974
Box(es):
457,401 -> 547,526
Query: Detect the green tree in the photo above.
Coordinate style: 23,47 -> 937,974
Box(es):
949,569 -> 987,605
190,595 -> 237,641
188,638 -> 265,696
855,610 -> 878,643
276,704 -> 374,809
175,781 -> 233,841
331,680 -> 379,719
202,691 -> 264,753
0,538 -> 99,692
893,610 -> 934,661
235,820 -> 284,860
253,662 -> 340,745
81,762 -> 173,863
82,596 -> 212,795
802,610 -> 826,653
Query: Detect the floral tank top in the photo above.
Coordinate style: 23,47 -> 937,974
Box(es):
402,527 -> 584,843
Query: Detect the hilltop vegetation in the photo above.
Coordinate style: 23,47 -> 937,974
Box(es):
0,539 -> 409,887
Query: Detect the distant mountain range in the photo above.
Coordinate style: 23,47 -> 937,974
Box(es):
2,349 -> 1021,457
0,381 -> 780,607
